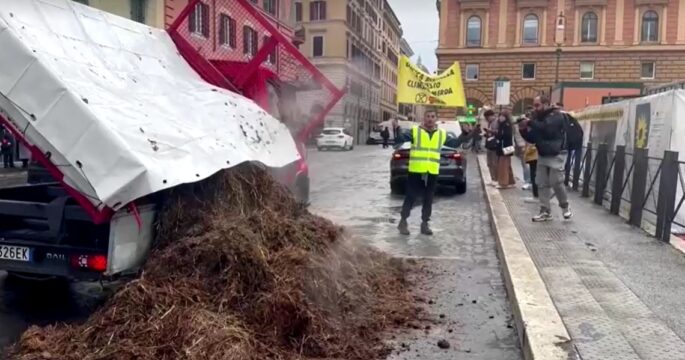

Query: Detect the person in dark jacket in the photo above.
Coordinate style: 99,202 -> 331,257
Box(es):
521,95 -> 571,222
1,131 -> 14,169
495,112 -> 515,189
381,127 -> 390,148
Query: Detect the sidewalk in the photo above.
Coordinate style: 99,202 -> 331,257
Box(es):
498,162 -> 685,359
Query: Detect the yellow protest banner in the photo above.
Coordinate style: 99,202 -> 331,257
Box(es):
397,56 -> 466,107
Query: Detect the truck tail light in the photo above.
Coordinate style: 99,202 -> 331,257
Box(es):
70,254 -> 108,272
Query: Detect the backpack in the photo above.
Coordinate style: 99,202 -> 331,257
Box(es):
563,112 -> 583,150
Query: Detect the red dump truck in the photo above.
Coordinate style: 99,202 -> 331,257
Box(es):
0,0 -> 343,281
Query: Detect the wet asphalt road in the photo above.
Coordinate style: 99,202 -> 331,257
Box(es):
308,145 -> 521,360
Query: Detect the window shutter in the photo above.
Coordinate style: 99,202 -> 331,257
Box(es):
188,6 -> 196,33
201,3 -> 209,37
252,31 -> 258,55
219,16 -> 226,45
321,1 -> 326,20
243,26 -> 249,54
229,18 -> 236,48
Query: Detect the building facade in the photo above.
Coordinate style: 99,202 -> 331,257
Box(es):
296,0 -> 404,144
437,0 -> 685,113
380,1 -> 402,122
398,38 -> 415,119
73,0 -> 166,27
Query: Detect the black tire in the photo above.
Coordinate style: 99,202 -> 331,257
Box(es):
455,180 -> 467,194
390,181 -> 405,195
349,144 -> 354,150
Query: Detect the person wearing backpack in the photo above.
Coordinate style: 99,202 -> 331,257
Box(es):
520,95 -> 572,222
556,104 -> 584,186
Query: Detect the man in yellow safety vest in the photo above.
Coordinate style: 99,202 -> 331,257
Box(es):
398,109 -> 447,235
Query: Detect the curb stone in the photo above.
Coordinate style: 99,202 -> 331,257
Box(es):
477,155 -> 577,360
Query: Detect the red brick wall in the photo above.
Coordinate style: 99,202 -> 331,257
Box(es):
623,0 -> 635,44
606,1 -> 617,45
667,1 -> 679,44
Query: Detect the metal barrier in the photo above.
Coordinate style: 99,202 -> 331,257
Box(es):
569,143 -> 685,242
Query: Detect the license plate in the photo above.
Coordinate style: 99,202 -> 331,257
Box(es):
0,245 -> 31,262
440,159 -> 450,165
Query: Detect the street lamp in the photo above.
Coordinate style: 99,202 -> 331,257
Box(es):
554,11 -> 565,84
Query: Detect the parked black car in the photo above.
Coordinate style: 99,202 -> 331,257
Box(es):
389,130 -> 467,195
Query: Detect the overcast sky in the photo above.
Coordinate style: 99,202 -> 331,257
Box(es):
389,0 -> 439,72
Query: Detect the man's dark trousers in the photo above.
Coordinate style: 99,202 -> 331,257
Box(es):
564,146 -> 583,186
400,173 -> 438,222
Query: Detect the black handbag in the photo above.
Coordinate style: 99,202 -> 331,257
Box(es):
485,136 -> 498,150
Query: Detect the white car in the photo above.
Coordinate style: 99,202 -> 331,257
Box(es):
316,128 -> 354,151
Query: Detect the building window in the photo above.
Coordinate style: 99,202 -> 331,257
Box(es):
189,2 -> 209,37
580,62 -> 595,79
218,14 -> 236,48
73,0 -> 89,4
243,26 -> 258,56
310,1 -> 326,21
313,35 -> 324,57
466,16 -> 482,47
581,12 -> 598,43
641,61 -> 655,79
295,2 -> 302,22
465,64 -> 479,81
130,0 -> 146,23
641,11 -> 659,43
522,14 -> 539,44
522,63 -> 536,80
263,0 -> 277,16
263,36 -> 276,64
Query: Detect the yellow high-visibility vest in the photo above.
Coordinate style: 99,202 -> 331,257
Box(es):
408,126 -> 447,175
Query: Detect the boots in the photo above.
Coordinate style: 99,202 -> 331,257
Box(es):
398,218 -> 410,235
420,222 -> 433,235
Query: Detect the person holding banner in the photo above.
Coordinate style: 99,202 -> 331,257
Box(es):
398,109 -> 446,236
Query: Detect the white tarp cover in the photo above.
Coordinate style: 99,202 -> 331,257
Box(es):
0,0 -> 299,211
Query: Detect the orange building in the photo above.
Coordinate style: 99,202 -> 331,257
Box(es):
437,0 -> 685,115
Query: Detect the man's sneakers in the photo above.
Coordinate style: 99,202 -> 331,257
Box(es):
532,211 -> 553,222
398,219 -> 410,235
522,183 -> 532,190
562,207 -> 573,219
420,222 -> 433,236
531,207 -> 573,222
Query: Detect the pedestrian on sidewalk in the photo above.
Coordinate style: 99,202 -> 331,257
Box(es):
483,110 -> 499,186
521,95 -> 572,221
398,108 -> 447,236
495,112 -> 516,189
524,142 -> 539,198
555,103 -> 584,187
514,114 -> 531,189
472,123 -> 482,153
1,131 -> 15,169
381,127 -> 390,148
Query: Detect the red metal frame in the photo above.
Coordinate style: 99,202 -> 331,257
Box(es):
166,0 -> 345,143
0,114 -> 113,224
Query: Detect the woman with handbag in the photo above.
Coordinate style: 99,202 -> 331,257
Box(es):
496,112 -> 516,189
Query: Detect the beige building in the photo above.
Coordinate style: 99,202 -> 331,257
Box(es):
296,0 -> 405,144
73,0 -> 166,28
380,1 -> 401,123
